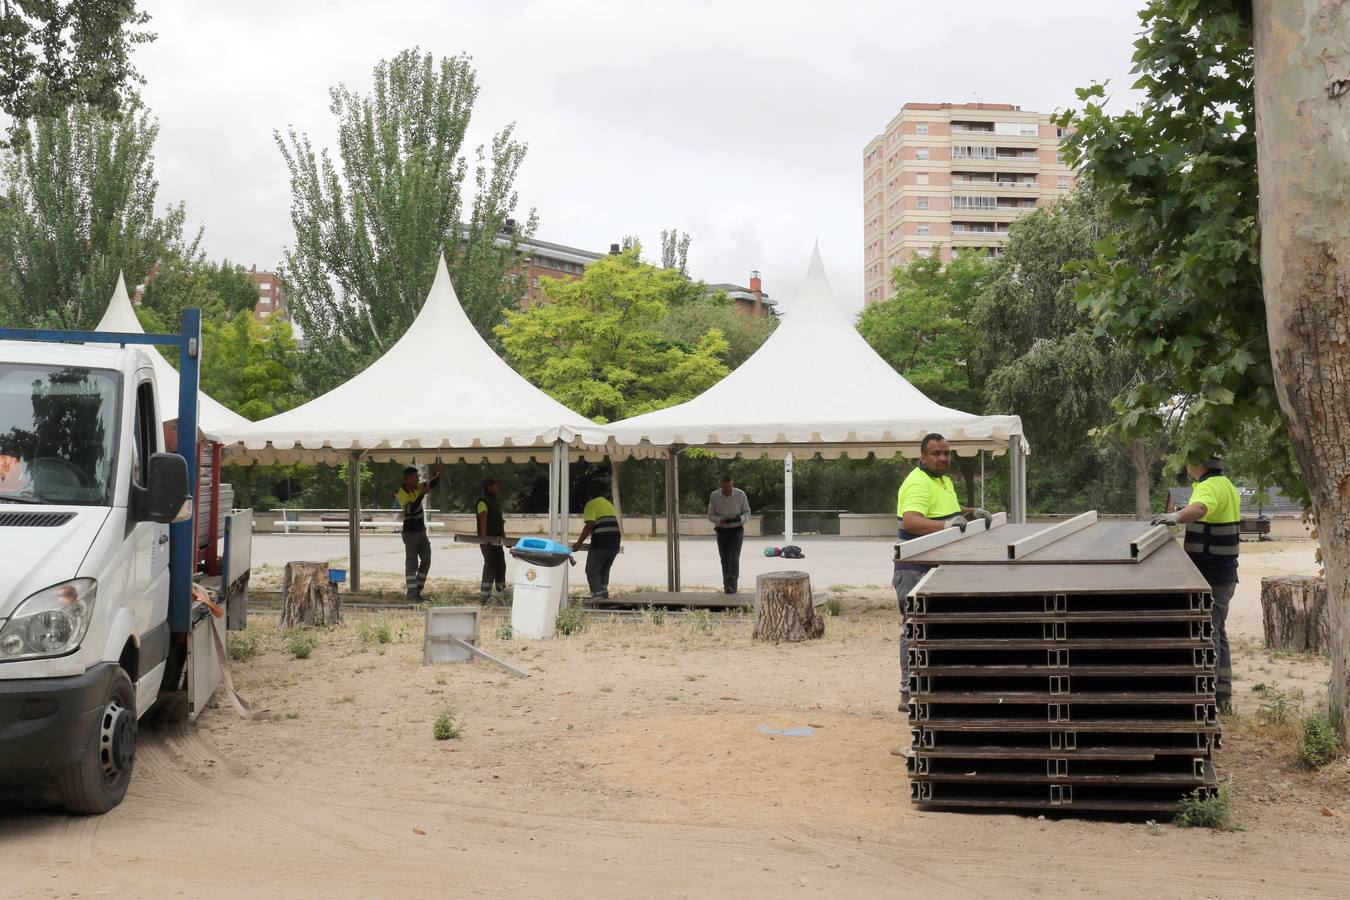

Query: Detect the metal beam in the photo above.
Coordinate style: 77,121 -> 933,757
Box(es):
1005,510 -> 1096,560
784,452 -> 794,545
1130,524 -> 1174,562
897,512 -> 1007,561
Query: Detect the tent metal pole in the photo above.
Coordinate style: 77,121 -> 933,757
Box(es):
560,447 -> 570,546
549,439 -> 562,541
348,451 -> 362,592
1018,441 -> 1028,524
664,451 -> 675,592
671,447 -> 681,592
784,452 -> 794,545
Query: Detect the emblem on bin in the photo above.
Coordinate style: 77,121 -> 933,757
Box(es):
526,568 -> 537,582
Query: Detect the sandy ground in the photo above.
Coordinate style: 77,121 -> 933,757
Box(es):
3,540 -> 1348,899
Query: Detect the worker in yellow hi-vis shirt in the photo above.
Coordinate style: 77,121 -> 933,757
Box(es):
893,434 -> 992,716
396,462 -> 443,602
573,482 -> 622,600
1153,454 -> 1241,714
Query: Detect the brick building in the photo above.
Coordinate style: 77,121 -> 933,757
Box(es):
862,102 -> 1076,305
707,271 -> 775,317
249,267 -> 288,322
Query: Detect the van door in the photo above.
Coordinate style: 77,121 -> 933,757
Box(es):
131,379 -> 171,707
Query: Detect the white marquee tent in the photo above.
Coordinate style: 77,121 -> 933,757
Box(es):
587,245 -> 1029,590
205,255 -> 601,589
95,273 -> 249,434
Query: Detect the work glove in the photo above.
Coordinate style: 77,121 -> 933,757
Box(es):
1151,513 -> 1180,527
944,515 -> 969,533
721,517 -> 740,525
969,507 -> 993,527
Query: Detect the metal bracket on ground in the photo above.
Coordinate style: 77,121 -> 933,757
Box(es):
447,636 -> 530,678
896,511 -> 1007,561
1005,510 -> 1097,560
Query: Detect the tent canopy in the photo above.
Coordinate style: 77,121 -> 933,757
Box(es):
205,255 -> 601,465
589,245 -> 1025,460
95,273 -> 249,434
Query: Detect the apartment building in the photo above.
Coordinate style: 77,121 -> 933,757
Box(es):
249,267 -> 289,322
862,102 -> 1075,305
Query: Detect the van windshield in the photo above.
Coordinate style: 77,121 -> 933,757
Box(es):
0,364 -> 118,507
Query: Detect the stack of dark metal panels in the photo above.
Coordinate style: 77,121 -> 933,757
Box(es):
900,517 -> 1221,814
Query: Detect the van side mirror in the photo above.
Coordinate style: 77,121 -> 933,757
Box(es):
145,453 -> 193,524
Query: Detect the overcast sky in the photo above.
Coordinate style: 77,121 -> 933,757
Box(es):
136,0 -> 1145,316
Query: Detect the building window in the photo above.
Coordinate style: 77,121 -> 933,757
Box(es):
531,277 -> 539,289
952,195 -> 997,210
916,248 -> 932,259
917,224 -> 930,236
1058,176 -> 1070,190
1056,126 -> 1068,139
916,147 -> 929,160
917,197 -> 929,210
916,173 -> 929,185
916,123 -> 929,135
951,144 -> 996,160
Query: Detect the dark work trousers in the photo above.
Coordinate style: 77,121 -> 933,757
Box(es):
480,544 -> 507,598
715,526 -> 744,593
585,544 -> 620,599
402,530 -> 431,600
1210,581 -> 1235,710
893,567 -> 926,707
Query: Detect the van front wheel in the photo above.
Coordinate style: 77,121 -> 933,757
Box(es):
56,668 -> 136,815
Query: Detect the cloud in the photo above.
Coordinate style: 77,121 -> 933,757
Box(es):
136,0 -> 1143,317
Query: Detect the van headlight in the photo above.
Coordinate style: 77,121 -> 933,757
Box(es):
0,579 -> 97,661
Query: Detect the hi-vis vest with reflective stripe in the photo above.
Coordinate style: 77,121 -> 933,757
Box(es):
584,497 -> 621,546
1183,471 -> 1240,584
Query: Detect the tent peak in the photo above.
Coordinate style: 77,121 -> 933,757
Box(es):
789,243 -> 841,323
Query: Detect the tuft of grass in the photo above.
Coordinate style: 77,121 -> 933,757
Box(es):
1174,786 -> 1234,830
226,632 -> 261,662
496,622 -> 513,641
432,706 -> 462,740
1257,688 -> 1300,728
285,632 -> 318,660
689,608 -> 713,634
1298,711 -> 1344,768
642,604 -> 667,626
822,597 -> 843,617
359,621 -> 392,645
334,694 -> 354,704
556,604 -> 587,636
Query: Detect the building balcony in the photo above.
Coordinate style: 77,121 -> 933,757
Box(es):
950,230 -> 1010,242
949,204 -> 1037,218
947,155 -> 1041,172
950,178 -> 1040,190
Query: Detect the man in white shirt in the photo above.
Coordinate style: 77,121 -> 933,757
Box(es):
707,474 -> 751,594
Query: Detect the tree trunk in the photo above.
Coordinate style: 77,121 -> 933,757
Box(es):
1261,575 -> 1332,653
1126,439 -> 1152,520
1253,1 -> 1350,742
281,561 -> 342,628
753,571 -> 824,642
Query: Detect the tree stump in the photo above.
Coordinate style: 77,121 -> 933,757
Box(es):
281,561 -> 342,628
1260,575 -> 1330,653
753,571 -> 824,643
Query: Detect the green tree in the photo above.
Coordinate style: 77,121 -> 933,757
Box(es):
1055,1 -> 1298,503
277,48 -> 536,392
497,246 -> 729,424
857,251 -> 992,504
0,100 -> 194,328
975,186 -> 1175,517
201,313 -> 300,421
0,0 -> 154,143
660,228 -> 691,274
657,291 -> 777,369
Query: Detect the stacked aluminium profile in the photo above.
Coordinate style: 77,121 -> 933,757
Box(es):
900,519 -> 1221,814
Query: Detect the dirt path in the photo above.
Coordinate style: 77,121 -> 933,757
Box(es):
3,544 -> 1348,899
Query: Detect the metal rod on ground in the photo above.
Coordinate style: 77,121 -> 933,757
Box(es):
348,450 -> 361,593
784,452 -> 794,546
447,637 -> 530,677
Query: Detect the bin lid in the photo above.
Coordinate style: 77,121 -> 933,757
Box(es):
515,537 -> 571,555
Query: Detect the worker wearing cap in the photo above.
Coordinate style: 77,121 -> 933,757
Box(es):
573,482 -> 622,600
396,463 -> 443,602
477,478 -> 508,601
1152,455 -> 1240,714
893,433 -> 992,711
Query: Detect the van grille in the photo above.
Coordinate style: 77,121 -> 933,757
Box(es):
0,511 -> 77,527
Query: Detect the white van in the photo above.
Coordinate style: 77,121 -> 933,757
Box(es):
0,341 -> 193,813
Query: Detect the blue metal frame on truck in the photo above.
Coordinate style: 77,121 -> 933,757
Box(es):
0,308 -> 202,636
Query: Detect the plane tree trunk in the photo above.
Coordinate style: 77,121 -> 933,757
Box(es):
1253,0 -> 1350,742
